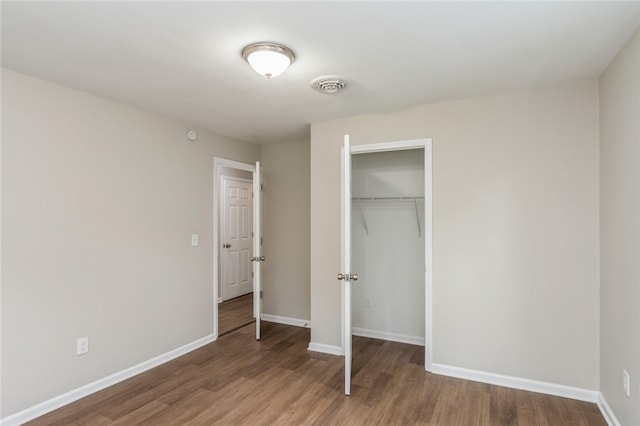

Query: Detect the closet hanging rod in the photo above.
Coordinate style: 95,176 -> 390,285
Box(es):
352,196 -> 425,201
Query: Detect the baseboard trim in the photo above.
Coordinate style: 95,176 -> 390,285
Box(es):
596,392 -> 621,426
261,314 -> 310,328
352,327 -> 425,346
431,363 -> 598,403
0,333 -> 217,426
308,342 -> 343,356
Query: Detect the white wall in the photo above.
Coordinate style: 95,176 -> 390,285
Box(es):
0,69 -> 260,416
260,140 -> 310,322
599,28 -> 640,426
351,150 -> 425,342
310,81 -> 600,390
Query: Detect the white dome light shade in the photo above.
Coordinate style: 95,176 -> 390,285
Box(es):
242,42 -> 295,79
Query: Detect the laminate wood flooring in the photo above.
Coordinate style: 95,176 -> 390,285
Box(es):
218,293 -> 254,336
27,323 -> 606,425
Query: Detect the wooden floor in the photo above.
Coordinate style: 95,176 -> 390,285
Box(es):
28,323 -> 605,425
218,293 -> 254,336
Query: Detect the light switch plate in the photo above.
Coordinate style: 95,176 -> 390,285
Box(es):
191,234 -> 198,247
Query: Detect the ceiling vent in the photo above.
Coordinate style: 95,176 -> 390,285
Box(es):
310,76 -> 349,94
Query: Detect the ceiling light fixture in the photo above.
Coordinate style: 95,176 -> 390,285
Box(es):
242,42 -> 295,79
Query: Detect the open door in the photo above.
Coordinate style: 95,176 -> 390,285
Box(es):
252,161 -> 263,340
339,135 -> 357,395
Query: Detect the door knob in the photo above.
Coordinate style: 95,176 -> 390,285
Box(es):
223,243 -> 231,248
251,256 -> 266,262
337,273 -> 358,281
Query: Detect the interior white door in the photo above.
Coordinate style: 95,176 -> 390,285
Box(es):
340,135 -> 353,395
221,177 -> 253,301
252,161 -> 262,340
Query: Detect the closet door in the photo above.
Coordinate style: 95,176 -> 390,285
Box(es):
339,135 -> 356,395
251,161 -> 263,340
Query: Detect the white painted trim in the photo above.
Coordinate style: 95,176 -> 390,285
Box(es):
352,327 -> 425,346
351,139 -> 427,153
597,392 -> 621,426
0,333 -> 217,426
213,157 -> 256,338
431,363 -> 599,403
261,314 -> 310,328
308,342 -> 344,356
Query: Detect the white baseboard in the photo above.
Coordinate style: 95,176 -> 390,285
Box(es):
352,327 -> 425,346
0,333 -> 217,426
431,363 -> 598,403
260,314 -> 310,328
308,342 -> 343,356
597,392 -> 621,426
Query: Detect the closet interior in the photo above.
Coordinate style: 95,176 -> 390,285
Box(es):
351,148 -> 426,346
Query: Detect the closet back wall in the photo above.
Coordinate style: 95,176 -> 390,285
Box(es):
351,150 -> 425,345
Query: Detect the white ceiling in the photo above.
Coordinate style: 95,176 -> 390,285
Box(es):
2,1 -> 639,144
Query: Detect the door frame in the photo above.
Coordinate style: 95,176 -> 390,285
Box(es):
213,157 -> 256,339
341,137 -> 433,372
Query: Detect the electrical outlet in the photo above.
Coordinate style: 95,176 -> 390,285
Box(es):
77,337 -> 89,355
623,369 -> 630,397
364,296 -> 372,308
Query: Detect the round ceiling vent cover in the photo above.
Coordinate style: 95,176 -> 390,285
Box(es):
310,76 -> 349,94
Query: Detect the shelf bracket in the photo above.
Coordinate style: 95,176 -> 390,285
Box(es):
356,198 -> 369,236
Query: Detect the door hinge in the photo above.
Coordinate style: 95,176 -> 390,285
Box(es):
260,290 -> 263,298
260,183 -> 264,191
261,237 -> 263,246
252,271 -> 254,278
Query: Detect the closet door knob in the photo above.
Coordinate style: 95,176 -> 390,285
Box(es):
337,273 -> 358,281
223,243 -> 231,248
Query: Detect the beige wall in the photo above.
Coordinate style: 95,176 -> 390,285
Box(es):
0,69 -> 260,416
310,81 -> 600,389
260,140 -> 311,322
600,28 -> 640,426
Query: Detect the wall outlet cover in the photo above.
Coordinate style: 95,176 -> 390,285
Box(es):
77,337 -> 89,355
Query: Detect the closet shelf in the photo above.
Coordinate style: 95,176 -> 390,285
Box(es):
352,196 -> 424,236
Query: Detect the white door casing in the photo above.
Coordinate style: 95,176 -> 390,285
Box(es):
341,137 -> 433,395
221,177 -> 253,301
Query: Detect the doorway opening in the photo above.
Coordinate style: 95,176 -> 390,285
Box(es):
340,137 -> 432,395
219,171 -> 253,335
351,149 -> 426,346
213,158 -> 263,339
